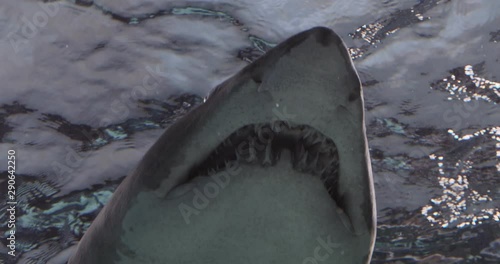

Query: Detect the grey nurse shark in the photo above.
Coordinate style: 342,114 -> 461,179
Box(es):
69,27 -> 376,264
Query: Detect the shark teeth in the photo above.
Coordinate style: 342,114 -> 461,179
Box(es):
247,137 -> 257,162
310,153 -> 319,170
68,27 -> 375,264
294,143 -> 306,164
222,138 -> 233,147
263,143 -> 273,166
189,122 -> 340,202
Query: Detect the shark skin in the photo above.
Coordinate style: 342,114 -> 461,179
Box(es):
69,27 -> 376,264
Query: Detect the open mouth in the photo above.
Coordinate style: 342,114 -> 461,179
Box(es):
188,121 -> 340,206
69,27 -> 375,264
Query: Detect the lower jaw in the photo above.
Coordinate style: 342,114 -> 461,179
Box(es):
124,155 -> 358,263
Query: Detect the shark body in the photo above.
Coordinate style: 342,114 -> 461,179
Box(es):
69,27 -> 376,264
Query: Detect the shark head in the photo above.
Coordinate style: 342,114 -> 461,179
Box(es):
69,26 -> 376,264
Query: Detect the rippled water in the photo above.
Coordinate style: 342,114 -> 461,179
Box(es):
0,0 -> 499,263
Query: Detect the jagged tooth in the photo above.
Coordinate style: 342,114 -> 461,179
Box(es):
208,168 -> 216,176
271,121 -> 281,133
311,153 -> 319,170
295,143 -> 305,163
298,151 -> 308,168
235,150 -> 242,161
254,123 -> 263,135
312,135 -> 323,145
313,162 -> 322,174
324,141 -> 333,152
321,144 -> 335,154
316,142 -> 326,153
263,143 -> 272,166
247,138 -> 257,162
330,156 -> 339,167
325,167 -> 337,178
282,121 -> 291,130
254,137 -> 266,152
223,160 -> 230,170
257,126 -> 273,145
303,129 -> 314,139
317,166 -> 327,175
223,138 -> 233,147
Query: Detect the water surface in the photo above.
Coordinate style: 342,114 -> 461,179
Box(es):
0,0 -> 499,263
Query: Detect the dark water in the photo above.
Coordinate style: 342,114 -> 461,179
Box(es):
0,0 -> 499,263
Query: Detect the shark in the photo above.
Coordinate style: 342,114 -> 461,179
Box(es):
69,26 -> 376,264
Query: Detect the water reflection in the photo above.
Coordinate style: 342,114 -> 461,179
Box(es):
0,0 -> 499,263
422,126 -> 500,229
431,63 -> 500,104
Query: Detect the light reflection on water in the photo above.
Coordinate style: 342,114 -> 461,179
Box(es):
0,0 -> 499,263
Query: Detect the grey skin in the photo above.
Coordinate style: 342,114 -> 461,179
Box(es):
69,27 -> 376,264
